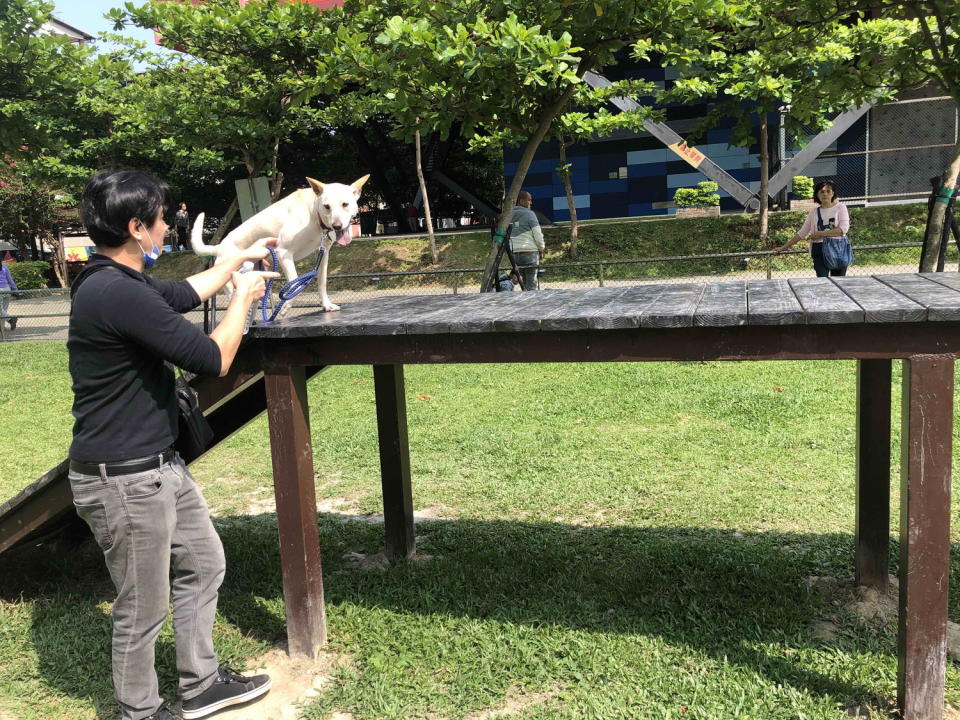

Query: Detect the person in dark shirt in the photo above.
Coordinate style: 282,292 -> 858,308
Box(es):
174,202 -> 190,251
68,170 -> 279,720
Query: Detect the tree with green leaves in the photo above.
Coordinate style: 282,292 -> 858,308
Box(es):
107,0 -> 346,234
657,4 -> 920,245
833,0 -> 960,270
0,0 -> 92,154
331,0 -> 712,289
0,161 -> 74,282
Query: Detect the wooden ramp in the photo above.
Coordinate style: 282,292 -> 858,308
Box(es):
0,343 -> 324,556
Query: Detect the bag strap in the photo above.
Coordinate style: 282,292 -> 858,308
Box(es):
816,206 -> 825,231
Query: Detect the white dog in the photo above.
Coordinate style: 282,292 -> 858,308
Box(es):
190,175 -> 370,313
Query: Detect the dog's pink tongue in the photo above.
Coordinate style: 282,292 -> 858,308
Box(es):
336,227 -> 352,246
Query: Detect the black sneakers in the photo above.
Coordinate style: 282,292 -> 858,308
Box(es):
145,705 -> 179,720
181,665 -> 272,719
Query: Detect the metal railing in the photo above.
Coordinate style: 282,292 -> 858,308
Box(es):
0,241 -> 947,342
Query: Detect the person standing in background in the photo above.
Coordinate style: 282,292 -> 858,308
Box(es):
174,202 -> 190,251
0,261 -> 17,330
510,190 -> 545,290
773,180 -> 850,277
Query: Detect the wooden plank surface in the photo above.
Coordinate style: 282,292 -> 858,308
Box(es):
266,294 -> 419,337
790,278 -> 864,324
362,294 -> 455,335
747,280 -> 804,325
693,281 -> 747,327
540,287 -> 631,331
493,290 -> 579,332
441,292 -> 538,334
831,276 -> 927,323
588,284 -> 663,329
877,274 -> 960,321
399,293 -> 493,334
641,283 -> 704,328
249,274 -> 960,339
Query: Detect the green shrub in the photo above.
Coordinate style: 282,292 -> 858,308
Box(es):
9,261 -> 50,289
674,181 -> 720,207
792,175 -> 814,199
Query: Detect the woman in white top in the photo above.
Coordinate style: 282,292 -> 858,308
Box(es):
774,180 -> 850,277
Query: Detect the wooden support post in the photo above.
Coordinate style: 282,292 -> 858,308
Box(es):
264,362 -> 325,657
855,358 -> 891,588
373,364 -> 416,560
898,354 -> 953,720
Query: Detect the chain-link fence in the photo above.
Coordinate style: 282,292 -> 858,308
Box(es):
1,240 -> 948,343
785,88 -> 959,207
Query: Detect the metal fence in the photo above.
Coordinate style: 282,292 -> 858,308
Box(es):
787,89 -> 959,207
0,241 -> 947,343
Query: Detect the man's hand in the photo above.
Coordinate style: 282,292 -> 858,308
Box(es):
231,270 -> 280,303
239,237 -> 277,267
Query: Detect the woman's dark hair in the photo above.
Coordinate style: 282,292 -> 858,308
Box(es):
80,171 -> 172,248
813,180 -> 838,205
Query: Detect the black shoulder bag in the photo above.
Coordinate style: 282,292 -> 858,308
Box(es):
173,368 -> 214,462
72,263 -> 214,462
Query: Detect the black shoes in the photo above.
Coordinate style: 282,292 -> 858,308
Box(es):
145,705 -> 179,720
181,664 -> 272,719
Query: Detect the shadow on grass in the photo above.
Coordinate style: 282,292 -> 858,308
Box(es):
0,512 -> 917,716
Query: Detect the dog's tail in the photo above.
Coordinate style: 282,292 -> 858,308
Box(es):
189,213 -> 220,257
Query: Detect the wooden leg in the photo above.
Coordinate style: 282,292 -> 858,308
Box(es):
898,355 -> 953,720
855,359 -> 891,588
265,363 -> 325,657
374,364 -> 416,560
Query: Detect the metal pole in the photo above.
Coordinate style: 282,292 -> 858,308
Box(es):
598,263 -> 605,287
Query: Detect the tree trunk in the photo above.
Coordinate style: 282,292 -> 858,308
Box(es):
559,140 -> 579,258
758,114 -> 770,246
211,198 -> 239,244
415,129 -> 438,263
50,232 -> 67,288
269,137 -> 284,201
479,82 -> 580,292
920,141 -> 960,272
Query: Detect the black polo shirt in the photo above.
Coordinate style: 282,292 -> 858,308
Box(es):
68,255 -> 221,462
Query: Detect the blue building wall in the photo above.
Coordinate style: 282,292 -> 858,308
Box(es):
504,65 -> 870,222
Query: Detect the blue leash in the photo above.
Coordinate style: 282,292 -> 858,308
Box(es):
258,245 -> 326,323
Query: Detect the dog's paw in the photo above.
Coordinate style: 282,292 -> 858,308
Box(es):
321,301 -> 341,312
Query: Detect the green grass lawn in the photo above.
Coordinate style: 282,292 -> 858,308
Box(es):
3,341 -> 960,719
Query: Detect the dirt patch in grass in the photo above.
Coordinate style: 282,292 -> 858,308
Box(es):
464,685 -> 562,719
807,575 -> 960,660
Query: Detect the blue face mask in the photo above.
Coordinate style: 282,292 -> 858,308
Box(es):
137,223 -> 161,269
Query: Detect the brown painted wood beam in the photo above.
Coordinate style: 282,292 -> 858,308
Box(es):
898,354 -> 953,719
373,365 -> 416,560
855,358 -> 892,588
265,362 -> 326,657
260,324 -> 960,369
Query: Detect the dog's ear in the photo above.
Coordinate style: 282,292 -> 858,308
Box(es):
351,174 -> 371,197
306,177 -> 325,196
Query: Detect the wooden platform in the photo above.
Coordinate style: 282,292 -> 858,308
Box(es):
249,274 -> 958,719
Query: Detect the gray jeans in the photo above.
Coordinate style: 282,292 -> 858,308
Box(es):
69,455 -> 225,720
513,251 -> 540,290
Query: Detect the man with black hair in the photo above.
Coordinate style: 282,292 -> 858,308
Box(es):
69,170 -> 279,720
